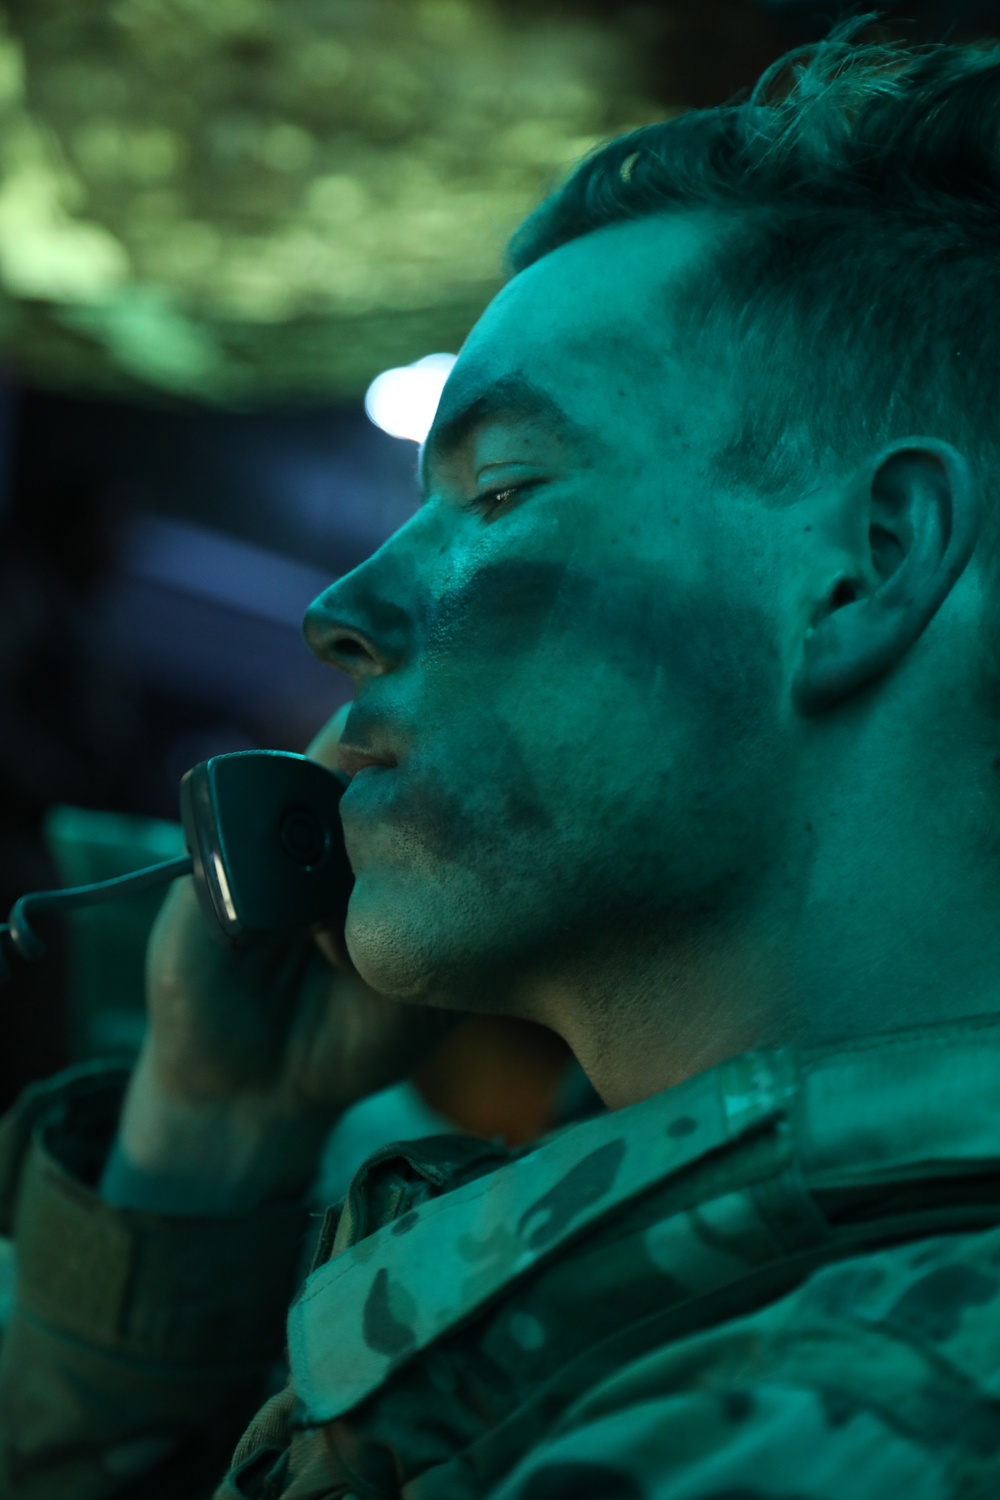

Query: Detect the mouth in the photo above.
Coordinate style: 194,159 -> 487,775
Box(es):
335,743 -> 399,780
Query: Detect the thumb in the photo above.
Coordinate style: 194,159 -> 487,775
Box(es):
306,702 -> 352,771
305,702 -> 357,974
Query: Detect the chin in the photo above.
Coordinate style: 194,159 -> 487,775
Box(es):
343,877 -> 511,1011
343,884 -> 443,1002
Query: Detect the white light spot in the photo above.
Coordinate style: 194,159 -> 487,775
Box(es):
210,849 -> 238,924
364,352 -> 458,443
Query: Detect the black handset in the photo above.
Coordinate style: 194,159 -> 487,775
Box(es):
0,751 -> 356,978
179,751 -> 354,947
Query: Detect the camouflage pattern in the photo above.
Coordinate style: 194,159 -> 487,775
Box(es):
288,1045 -> 797,1423
6,1016 -> 1000,1497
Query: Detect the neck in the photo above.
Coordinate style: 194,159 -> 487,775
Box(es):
520,826 -> 1000,1112
521,911 -> 792,1109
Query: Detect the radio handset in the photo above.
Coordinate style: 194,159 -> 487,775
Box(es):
0,751 -> 355,978
179,751 -> 353,947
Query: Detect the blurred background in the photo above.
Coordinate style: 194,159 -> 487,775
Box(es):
0,0 -> 997,1171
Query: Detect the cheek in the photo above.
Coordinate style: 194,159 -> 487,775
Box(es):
374,710 -> 553,871
388,557 -> 781,872
588,565 -> 783,733
424,558 -> 573,661
425,555 -> 780,716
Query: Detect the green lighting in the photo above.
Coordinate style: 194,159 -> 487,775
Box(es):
0,1 -> 658,404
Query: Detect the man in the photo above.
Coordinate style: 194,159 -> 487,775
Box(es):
4,15 -> 1000,1496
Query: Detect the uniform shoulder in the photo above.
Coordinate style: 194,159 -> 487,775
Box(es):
488,1222 -> 1000,1500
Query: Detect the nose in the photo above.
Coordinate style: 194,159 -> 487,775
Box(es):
302,570 -> 411,683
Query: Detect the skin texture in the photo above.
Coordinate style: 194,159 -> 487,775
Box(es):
303,209 -> 1000,1109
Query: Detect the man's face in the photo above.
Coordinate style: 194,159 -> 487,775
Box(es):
304,214 -> 798,1018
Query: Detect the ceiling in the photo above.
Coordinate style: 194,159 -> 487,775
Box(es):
0,0 -> 994,407
0,0 -> 664,405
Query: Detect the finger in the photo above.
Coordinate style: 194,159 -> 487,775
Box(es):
306,702 -> 357,973
306,702 -> 352,768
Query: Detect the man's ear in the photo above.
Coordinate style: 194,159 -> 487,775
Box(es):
792,438 -> 981,717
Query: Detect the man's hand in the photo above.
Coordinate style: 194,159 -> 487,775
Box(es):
108,705 -> 460,1210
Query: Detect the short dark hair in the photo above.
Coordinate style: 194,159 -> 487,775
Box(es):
506,11 -> 1000,714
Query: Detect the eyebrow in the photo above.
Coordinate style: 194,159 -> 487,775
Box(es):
418,372 -> 600,496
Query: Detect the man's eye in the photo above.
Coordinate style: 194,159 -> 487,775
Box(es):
459,481 -> 538,520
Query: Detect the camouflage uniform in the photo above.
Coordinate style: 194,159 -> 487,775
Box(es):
2,1013 -> 1000,1497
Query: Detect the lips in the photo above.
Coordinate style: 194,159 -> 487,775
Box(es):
336,744 -> 397,779
338,744 -> 395,780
